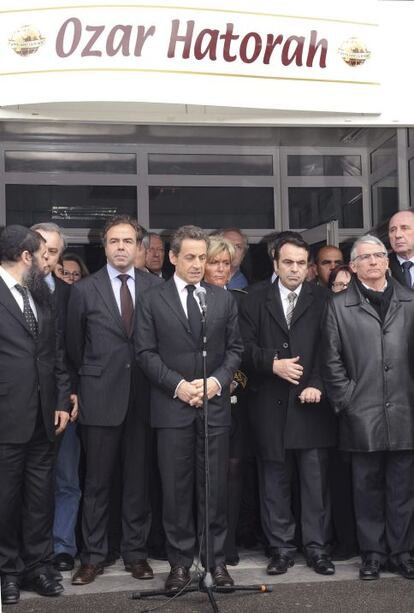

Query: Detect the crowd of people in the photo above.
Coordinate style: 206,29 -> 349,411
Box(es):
1,209 -> 414,605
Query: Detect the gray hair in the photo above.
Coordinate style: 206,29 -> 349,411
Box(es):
350,234 -> 387,261
30,222 -> 67,251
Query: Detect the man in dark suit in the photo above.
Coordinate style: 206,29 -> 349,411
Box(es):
67,216 -> 159,585
31,222 -> 80,573
135,225 -> 243,591
388,210 -> 414,288
239,235 -> 336,577
0,225 -> 71,605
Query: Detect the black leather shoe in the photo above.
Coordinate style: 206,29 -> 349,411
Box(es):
307,554 -> 335,576
53,553 -> 75,572
267,554 -> 294,575
213,564 -> 234,587
22,573 -> 64,596
125,560 -> 154,580
388,558 -> 414,579
165,566 -> 191,591
359,558 -> 380,581
1,578 -> 20,605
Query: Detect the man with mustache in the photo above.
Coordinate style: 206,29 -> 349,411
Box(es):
0,225 -> 71,605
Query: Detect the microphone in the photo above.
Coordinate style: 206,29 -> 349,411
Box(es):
194,286 -> 207,312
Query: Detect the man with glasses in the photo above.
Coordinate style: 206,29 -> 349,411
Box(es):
322,234 -> 414,581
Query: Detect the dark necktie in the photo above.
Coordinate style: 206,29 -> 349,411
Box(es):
401,261 -> 413,288
186,284 -> 202,342
118,274 -> 134,336
15,284 -> 39,339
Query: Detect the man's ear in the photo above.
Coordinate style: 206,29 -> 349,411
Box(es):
21,250 -> 32,266
169,250 -> 177,267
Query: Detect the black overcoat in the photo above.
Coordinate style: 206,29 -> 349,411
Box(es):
239,280 -> 336,461
322,278 -> 414,451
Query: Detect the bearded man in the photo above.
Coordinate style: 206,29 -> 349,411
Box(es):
0,225 -> 71,605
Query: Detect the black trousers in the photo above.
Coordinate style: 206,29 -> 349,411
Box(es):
0,414 -> 55,580
157,417 -> 229,569
80,403 -> 151,566
352,450 -> 414,563
257,448 -> 333,557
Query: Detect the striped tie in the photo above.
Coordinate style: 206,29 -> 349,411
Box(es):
286,291 -> 297,329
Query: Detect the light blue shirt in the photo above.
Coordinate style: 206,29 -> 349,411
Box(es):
106,263 -> 135,313
44,272 -> 56,292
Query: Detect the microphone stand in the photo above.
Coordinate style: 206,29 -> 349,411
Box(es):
132,300 -> 271,611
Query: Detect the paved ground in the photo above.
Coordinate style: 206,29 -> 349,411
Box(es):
4,552 -> 414,612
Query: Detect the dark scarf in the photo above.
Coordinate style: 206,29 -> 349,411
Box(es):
355,277 -> 393,323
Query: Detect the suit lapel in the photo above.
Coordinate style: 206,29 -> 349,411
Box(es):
93,267 -> 126,336
159,278 -> 191,333
266,283 -> 289,334
290,283 -> 314,328
203,282 -> 217,328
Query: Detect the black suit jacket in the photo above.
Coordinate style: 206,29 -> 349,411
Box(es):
66,266 -> 160,426
0,277 -> 71,444
135,278 -> 243,428
388,251 -> 413,288
239,280 -> 336,461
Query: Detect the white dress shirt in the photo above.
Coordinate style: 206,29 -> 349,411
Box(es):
107,263 -> 136,313
173,273 -> 202,316
0,265 -> 38,319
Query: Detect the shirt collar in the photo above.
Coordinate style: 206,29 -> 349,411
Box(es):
106,262 -> 135,281
361,280 -> 388,293
278,279 -> 302,299
396,254 -> 414,266
0,265 -> 23,290
174,273 -> 201,293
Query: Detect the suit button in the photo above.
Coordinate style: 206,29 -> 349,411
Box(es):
283,342 -> 289,349
125,363 -> 131,369
277,400 -> 282,405
384,365 -> 389,371
385,402 -> 391,408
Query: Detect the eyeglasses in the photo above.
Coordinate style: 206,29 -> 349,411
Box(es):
353,252 -> 387,262
63,270 -> 81,279
332,281 -> 349,290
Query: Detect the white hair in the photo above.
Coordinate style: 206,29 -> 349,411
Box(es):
350,234 -> 387,261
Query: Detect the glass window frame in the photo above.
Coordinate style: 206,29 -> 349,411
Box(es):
280,146 -> 370,234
